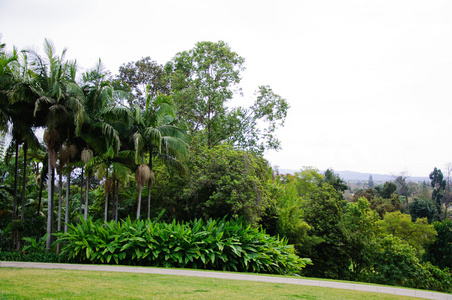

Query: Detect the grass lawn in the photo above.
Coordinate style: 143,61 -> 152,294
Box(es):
0,268 -> 424,300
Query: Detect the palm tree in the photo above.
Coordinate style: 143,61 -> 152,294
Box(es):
78,59 -> 130,221
0,36 -> 16,132
8,52 -> 43,220
2,42 -> 43,250
29,39 -> 85,251
130,90 -> 188,219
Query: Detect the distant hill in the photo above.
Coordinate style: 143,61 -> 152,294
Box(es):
278,169 -> 429,183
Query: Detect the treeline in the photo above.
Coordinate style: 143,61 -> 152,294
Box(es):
266,168 -> 451,291
0,37 -> 451,292
0,37 -> 288,252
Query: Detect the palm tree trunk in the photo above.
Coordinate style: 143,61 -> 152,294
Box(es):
104,171 -> 109,223
147,151 -> 152,220
45,153 -> 52,252
136,184 -> 142,220
20,142 -> 28,221
11,142 -> 19,250
17,143 -> 28,251
51,167 -> 55,233
110,176 -> 115,221
115,179 -> 119,222
64,169 -> 71,233
37,177 -> 43,216
12,142 -> 19,219
84,170 -> 89,220
79,168 -> 84,216
146,184 -> 152,220
56,167 -> 63,254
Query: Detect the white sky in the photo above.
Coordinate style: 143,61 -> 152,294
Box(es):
1,0 -> 452,177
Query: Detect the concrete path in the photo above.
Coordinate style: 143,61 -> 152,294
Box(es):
1,261 -> 451,300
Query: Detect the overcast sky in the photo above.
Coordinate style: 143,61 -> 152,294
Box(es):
1,0 -> 452,177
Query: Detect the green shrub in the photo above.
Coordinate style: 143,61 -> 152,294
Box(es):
55,216 -> 311,275
424,219 -> 452,270
359,235 -> 452,293
0,251 -> 66,263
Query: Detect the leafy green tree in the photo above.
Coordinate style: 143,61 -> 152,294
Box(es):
292,167 -> 324,198
171,143 -> 270,225
369,195 -> 401,219
225,85 -> 289,152
170,41 -> 244,148
375,181 -> 397,199
169,41 -> 289,153
408,197 -> 437,223
117,57 -> 170,108
341,197 -> 380,280
424,219 -> 452,270
261,172 -> 311,250
378,211 -> 437,254
323,169 -> 348,198
364,235 -> 424,287
352,188 -> 375,202
353,188 -> 401,218
299,184 -> 349,279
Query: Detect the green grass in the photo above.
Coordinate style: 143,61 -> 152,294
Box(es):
0,268 -> 424,300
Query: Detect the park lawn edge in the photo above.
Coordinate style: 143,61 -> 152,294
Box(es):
1,261 -> 450,296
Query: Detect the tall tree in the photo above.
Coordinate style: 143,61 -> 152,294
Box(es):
129,92 -> 188,219
78,59 -> 129,221
368,175 -> 374,188
117,57 -> 170,108
30,39 -> 85,251
394,172 -> 409,205
3,45 -> 42,250
169,41 -> 289,153
429,167 -> 446,220
443,163 -> 452,220
170,41 -> 245,148
323,168 -> 348,198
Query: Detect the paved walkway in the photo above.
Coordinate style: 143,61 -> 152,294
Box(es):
1,261 -> 451,300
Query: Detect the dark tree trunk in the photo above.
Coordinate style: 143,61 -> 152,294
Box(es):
45,153 -> 53,252
17,143 -> 28,251
12,142 -> 19,219
104,171 -> 109,223
147,151 -> 153,220
11,142 -> 20,250
37,177 -> 44,216
84,170 -> 90,220
64,169 -> 71,233
79,168 -> 84,216
20,142 -> 28,221
56,166 -> 63,254
136,185 -> 143,220
115,179 -> 119,222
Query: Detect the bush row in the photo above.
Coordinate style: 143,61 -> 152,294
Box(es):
55,216 -> 311,275
0,251 -> 66,263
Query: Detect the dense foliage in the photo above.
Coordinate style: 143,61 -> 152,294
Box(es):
424,219 -> 452,270
1,36 -> 452,293
55,216 -> 310,275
